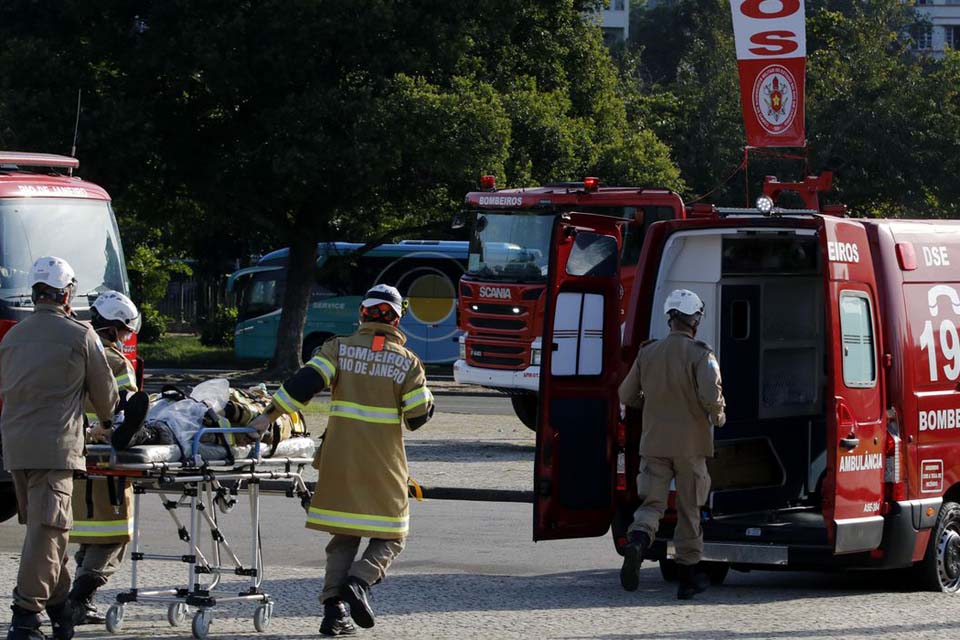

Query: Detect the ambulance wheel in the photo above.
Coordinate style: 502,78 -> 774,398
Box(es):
105,604 -> 124,634
702,561 -> 730,585
510,394 -> 538,431
192,610 -> 212,639
918,500 -> 960,592
659,559 -> 679,582
253,603 -> 272,632
168,602 -> 189,627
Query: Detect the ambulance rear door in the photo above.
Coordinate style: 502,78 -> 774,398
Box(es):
820,216 -> 886,554
535,212 -> 624,541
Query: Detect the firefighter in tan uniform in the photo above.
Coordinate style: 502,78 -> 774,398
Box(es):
618,289 -> 726,600
0,257 -> 118,640
68,292 -> 141,625
251,284 -> 434,636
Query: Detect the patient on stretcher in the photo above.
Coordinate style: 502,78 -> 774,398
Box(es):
87,391 -> 174,450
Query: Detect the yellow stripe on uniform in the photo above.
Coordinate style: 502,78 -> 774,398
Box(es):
71,519 -> 134,536
306,355 -> 336,386
272,385 -> 308,414
402,386 -> 433,413
329,401 -> 401,425
306,507 -> 409,534
115,373 -> 136,391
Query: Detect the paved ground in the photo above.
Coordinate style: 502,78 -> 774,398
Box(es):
0,401 -> 957,639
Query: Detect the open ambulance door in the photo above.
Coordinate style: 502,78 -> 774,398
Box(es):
535,213 -> 624,541
819,216 -> 886,554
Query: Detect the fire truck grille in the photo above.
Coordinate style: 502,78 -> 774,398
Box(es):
469,317 -> 525,331
468,343 -> 526,368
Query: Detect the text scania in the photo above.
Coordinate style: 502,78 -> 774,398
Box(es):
827,241 -> 860,263
479,286 -> 512,300
839,453 -> 883,473
918,408 -> 960,431
477,196 -> 523,207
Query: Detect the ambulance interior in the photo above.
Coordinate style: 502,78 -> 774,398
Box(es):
649,228 -> 829,538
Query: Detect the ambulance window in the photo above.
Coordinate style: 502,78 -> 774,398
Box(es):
839,292 -> 876,387
566,232 -> 618,278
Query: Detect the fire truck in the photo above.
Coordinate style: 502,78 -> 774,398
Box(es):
0,151 -> 137,521
536,174 -> 960,592
453,176 -> 686,428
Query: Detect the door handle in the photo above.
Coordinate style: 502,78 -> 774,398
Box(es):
840,437 -> 859,450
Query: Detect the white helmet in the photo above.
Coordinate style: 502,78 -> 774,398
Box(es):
92,291 -> 141,333
360,284 -> 405,318
664,289 -> 704,317
30,256 -> 77,290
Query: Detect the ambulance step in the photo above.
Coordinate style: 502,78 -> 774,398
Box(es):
666,542 -> 788,565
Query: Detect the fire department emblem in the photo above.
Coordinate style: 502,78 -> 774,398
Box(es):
752,65 -> 798,135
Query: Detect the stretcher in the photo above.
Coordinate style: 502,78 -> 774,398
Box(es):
83,427 -> 314,639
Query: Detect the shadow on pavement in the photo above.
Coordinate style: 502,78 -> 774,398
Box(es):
405,439 -> 534,463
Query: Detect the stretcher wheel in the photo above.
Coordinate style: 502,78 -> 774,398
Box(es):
192,609 -> 212,639
253,603 -> 272,632
168,602 -> 189,627
105,604 -> 124,634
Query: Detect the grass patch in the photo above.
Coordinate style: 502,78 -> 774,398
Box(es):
139,334 -> 240,368
303,401 -> 329,417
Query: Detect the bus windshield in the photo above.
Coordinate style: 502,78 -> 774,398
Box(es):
467,210 -> 553,282
235,269 -> 285,322
0,198 -> 127,307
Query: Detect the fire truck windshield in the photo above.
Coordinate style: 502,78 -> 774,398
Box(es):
0,198 -> 127,308
466,210 -> 553,282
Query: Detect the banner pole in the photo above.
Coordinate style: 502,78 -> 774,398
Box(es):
744,146 -> 750,207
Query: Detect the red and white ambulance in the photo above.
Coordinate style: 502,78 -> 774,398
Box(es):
0,152 -> 136,520
536,176 -> 960,591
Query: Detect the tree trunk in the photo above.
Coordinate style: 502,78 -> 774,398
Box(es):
269,232 -> 317,377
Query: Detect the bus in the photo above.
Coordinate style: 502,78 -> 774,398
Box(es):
0,151 -> 135,520
228,240 -> 469,364
454,176 -> 686,428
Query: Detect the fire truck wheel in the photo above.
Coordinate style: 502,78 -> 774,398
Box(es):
0,484 -> 17,522
659,559 -> 679,583
918,500 -> 960,593
510,394 -> 538,431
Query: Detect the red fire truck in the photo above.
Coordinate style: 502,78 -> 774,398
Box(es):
0,151 -> 136,520
536,175 -> 960,592
454,176 -> 686,428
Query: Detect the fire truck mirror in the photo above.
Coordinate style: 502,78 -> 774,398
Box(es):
451,211 -> 466,230
476,215 -> 488,233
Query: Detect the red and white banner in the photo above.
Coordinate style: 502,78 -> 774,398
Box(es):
730,0 -> 806,147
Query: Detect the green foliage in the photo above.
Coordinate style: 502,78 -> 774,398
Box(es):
137,302 -> 168,344
126,245 -> 192,306
138,334 -> 237,368
200,306 -> 238,348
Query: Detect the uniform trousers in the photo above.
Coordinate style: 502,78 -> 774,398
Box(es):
11,469 -> 73,612
75,543 -> 128,582
321,534 -> 405,602
627,456 -> 711,566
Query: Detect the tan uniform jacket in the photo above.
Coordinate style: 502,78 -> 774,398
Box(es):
619,331 -> 725,457
74,334 -> 135,544
0,305 -> 118,471
273,323 -> 433,539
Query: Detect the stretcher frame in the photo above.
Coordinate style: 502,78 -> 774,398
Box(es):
84,427 -> 313,639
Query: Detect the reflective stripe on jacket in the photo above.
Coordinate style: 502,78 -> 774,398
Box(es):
70,476 -> 134,545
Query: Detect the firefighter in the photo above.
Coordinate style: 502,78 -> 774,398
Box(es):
68,291 -> 141,625
0,257 -> 118,640
250,284 -> 434,636
617,289 -> 726,600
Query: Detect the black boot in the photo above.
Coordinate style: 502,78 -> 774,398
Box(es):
68,574 -> 107,626
6,606 -> 45,640
111,391 -> 150,450
619,530 -> 650,592
319,598 -> 356,637
341,577 -> 374,629
43,601 -> 73,640
676,563 -> 710,600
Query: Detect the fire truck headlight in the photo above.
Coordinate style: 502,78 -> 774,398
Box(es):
756,195 -> 774,215
531,347 -> 541,366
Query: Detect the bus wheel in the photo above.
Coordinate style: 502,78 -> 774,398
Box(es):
918,500 -> 960,593
510,394 -> 538,431
301,333 -> 332,364
0,484 -> 18,522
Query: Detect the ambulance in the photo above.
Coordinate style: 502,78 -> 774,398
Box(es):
535,174 -> 960,591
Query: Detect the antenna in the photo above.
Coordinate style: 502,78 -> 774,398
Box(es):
69,88 -> 82,176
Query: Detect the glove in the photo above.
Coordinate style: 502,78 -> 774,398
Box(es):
249,410 -> 276,434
